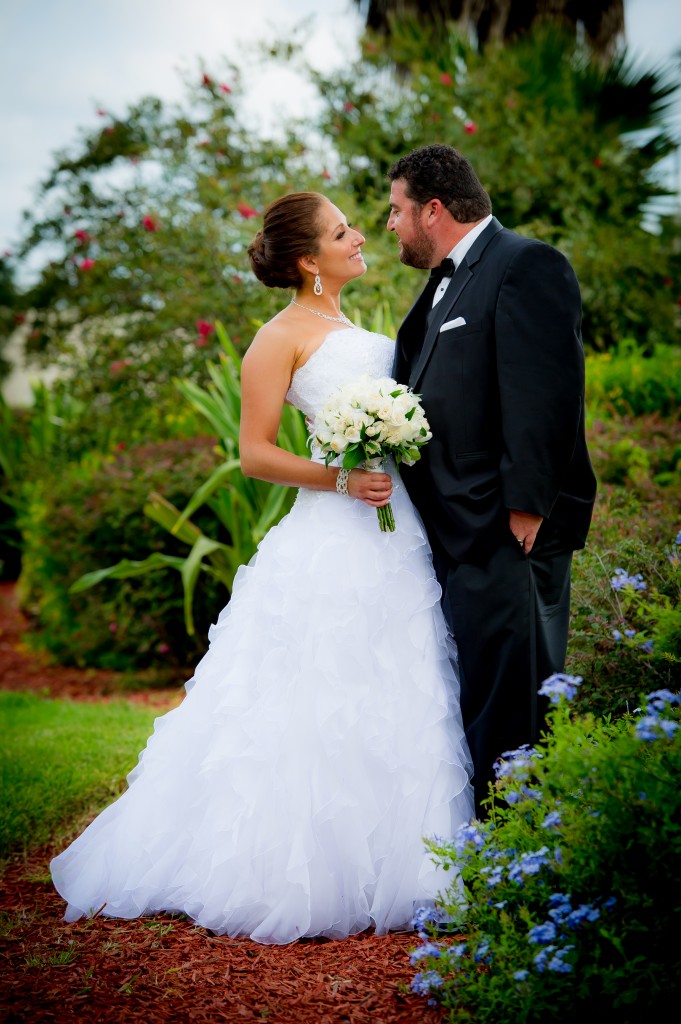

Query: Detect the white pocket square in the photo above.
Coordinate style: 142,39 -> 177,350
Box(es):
440,317 -> 467,333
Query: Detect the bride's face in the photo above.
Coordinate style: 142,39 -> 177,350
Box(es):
310,201 -> 366,287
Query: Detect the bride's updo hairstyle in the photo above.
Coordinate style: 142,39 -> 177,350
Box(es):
248,192 -> 327,290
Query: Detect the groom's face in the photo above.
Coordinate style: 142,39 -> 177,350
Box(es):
387,179 -> 436,270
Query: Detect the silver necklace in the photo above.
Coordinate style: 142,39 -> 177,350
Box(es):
291,299 -> 353,326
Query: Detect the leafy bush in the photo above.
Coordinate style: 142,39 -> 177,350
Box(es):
17,437 -> 226,672
411,683 -> 681,1022
568,486 -> 680,717
585,342 -> 681,419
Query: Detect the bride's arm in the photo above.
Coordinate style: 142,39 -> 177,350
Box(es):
239,325 -> 392,507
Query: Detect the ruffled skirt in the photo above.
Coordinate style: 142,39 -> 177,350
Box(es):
51,469 -> 473,944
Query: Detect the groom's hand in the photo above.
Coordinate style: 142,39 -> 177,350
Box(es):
509,510 -> 543,555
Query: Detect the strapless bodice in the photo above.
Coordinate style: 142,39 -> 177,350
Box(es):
285,327 -> 395,420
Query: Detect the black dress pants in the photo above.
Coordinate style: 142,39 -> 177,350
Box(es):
434,523 -> 573,817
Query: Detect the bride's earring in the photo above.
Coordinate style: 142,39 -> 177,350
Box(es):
314,273 -> 323,296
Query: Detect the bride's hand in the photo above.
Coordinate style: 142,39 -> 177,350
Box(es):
347,469 -> 393,507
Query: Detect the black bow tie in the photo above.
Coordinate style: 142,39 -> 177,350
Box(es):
428,257 -> 455,283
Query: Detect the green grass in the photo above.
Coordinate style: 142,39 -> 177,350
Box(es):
0,692 -> 159,861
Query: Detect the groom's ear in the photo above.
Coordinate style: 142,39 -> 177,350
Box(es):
424,198 -> 448,225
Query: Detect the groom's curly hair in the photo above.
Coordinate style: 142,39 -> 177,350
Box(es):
388,144 -> 492,223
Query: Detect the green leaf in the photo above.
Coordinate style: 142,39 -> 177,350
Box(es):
69,553 -> 186,594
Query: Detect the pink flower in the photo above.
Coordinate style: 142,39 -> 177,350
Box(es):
220,83 -> 232,94
79,258 -> 95,271
109,622 -> 118,633
237,202 -> 259,219
321,169 -> 332,180
202,73 -> 212,87
343,101 -> 355,112
158,642 -> 170,654
14,313 -> 26,324
464,120 -> 477,134
116,441 -> 127,450
440,72 -> 453,86
74,229 -> 90,243
110,359 -> 131,373
195,337 -> 208,348
197,320 -> 215,337
142,215 -> 158,232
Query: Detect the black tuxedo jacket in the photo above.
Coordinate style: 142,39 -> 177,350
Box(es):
393,217 -> 597,563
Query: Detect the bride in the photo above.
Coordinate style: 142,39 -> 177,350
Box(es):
51,192 -> 474,945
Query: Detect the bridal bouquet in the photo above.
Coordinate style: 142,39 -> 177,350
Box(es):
311,374 -> 432,532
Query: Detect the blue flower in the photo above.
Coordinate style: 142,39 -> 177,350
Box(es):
533,944 -> 557,972
508,846 -> 551,883
635,714 -> 679,742
444,942 -> 468,963
566,904 -> 600,928
610,568 -> 646,592
645,689 -> 681,712
547,947 -> 574,973
640,639 -> 654,653
411,970 -> 443,996
411,905 -> 445,935
675,530 -> 681,545
514,969 -> 529,981
541,810 -> 562,831
453,822 -> 486,855
410,941 -> 443,964
602,896 -> 617,911
539,673 -> 582,704
528,921 -> 557,944
480,864 -> 505,887
624,628 -> 636,638
493,744 -> 541,780
612,628 -> 622,641
474,941 -> 491,962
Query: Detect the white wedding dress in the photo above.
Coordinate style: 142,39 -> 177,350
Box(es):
51,327 -> 474,944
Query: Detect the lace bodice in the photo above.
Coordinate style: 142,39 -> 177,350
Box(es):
286,327 -> 395,419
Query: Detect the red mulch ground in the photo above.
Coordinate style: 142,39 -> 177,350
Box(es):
0,582 -> 449,1024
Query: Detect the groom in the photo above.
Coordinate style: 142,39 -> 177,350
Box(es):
388,144 -> 596,815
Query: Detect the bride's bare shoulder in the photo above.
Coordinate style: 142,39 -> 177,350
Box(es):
244,312 -> 296,364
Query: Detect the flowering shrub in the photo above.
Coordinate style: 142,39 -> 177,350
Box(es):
17,438 -> 225,673
411,683 -> 681,1022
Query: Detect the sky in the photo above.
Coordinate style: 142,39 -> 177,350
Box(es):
0,0 -> 680,257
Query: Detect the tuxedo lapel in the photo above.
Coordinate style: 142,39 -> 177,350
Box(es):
408,218 -> 504,390
409,262 -> 471,388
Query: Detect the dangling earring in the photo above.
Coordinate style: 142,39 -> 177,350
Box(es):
313,273 -> 323,296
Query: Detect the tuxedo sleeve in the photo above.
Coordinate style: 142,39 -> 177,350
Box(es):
495,241 -> 584,518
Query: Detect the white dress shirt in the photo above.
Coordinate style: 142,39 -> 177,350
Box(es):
432,214 -> 493,307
